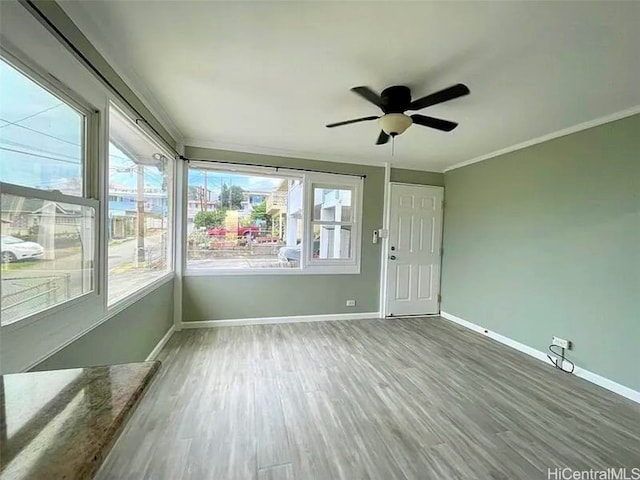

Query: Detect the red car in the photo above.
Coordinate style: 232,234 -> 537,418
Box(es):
207,226 -> 260,237
207,227 -> 228,236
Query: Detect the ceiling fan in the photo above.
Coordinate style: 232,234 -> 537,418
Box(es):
326,83 -> 470,145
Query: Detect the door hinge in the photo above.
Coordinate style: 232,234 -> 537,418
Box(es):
438,294 -> 442,303
441,200 -> 445,209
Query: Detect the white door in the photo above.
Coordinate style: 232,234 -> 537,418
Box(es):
385,184 -> 443,316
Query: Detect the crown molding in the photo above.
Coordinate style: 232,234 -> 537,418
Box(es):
183,137 -> 390,169
58,2 -> 185,145
444,105 -> 640,173
189,103 -> 640,174
58,2 -> 640,176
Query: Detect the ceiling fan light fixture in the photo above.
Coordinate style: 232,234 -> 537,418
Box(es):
379,113 -> 412,136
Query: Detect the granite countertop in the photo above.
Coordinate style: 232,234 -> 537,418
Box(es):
0,361 -> 160,480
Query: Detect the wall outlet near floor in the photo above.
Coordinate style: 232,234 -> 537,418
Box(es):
552,336 -> 571,350
346,300 -> 356,307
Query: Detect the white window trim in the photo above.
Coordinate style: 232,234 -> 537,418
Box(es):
105,271 -> 174,318
0,5 -> 180,372
303,174 -> 363,274
0,183 -> 98,209
0,44 -> 95,125
0,47 -> 101,327
183,163 -> 363,276
1,43 -> 101,201
0,183 -> 100,327
105,101 -> 177,311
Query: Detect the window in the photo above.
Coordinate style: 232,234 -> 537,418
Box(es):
0,57 -> 96,325
304,176 -> 362,273
186,164 -> 362,274
107,105 -> 173,305
311,186 -> 354,260
0,58 -> 85,196
186,166 -> 303,270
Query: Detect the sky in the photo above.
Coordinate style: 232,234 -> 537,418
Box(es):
0,58 -> 282,198
0,58 -> 165,193
187,169 -> 283,199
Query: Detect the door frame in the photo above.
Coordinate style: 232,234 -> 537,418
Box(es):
380,182 -> 444,318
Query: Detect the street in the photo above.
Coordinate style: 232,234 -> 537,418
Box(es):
1,232 -> 166,324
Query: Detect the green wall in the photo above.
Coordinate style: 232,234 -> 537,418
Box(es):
183,147 -> 385,321
390,168 -> 444,186
33,280 -> 174,370
441,114 -> 640,391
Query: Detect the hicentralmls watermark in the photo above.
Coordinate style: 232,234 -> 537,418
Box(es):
547,468 -> 640,480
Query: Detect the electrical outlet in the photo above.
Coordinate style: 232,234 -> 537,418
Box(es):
346,300 -> 356,307
552,336 -> 571,349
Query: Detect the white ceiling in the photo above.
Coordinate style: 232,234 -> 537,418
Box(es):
61,1 -> 640,172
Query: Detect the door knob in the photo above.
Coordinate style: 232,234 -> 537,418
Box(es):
389,255 -> 396,260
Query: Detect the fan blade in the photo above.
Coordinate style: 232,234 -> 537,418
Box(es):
410,114 -> 458,132
351,86 -> 383,108
376,130 -> 390,145
326,116 -> 379,128
408,83 -> 470,111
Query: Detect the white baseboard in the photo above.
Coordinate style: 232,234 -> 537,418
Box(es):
181,312 -> 381,329
440,311 -> 640,404
145,325 -> 176,361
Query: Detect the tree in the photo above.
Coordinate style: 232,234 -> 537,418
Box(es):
220,183 -> 244,210
194,209 -> 226,229
251,200 -> 272,228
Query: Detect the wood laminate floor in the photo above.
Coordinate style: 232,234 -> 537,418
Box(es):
97,317 -> 640,480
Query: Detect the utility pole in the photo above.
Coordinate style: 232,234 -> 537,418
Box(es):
203,171 -> 208,211
136,165 -> 145,265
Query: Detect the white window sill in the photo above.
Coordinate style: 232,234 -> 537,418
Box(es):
184,266 -> 360,276
106,272 -> 175,317
0,290 -> 97,334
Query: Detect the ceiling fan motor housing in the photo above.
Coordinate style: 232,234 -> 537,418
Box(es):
380,85 -> 412,113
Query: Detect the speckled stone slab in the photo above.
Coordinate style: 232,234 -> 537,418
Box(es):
0,361 -> 160,480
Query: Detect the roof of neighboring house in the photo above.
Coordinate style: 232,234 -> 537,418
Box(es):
2,198 -> 78,216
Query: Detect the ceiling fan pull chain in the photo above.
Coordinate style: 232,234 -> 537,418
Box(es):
392,136 -> 395,156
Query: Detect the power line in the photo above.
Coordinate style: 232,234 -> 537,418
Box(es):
0,121 -> 165,166
0,103 -> 64,130
0,115 -> 164,168
0,139 -> 81,162
0,139 -> 143,171
0,146 -> 81,165
0,117 -> 81,146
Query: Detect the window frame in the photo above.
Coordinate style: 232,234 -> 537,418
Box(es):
183,162 -> 363,276
0,182 -> 100,329
303,173 -> 363,274
0,5 -> 183,372
0,47 -> 100,200
0,50 -> 101,328
104,101 -> 176,311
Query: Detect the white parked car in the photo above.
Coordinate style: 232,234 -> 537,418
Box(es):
1,235 -> 44,263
